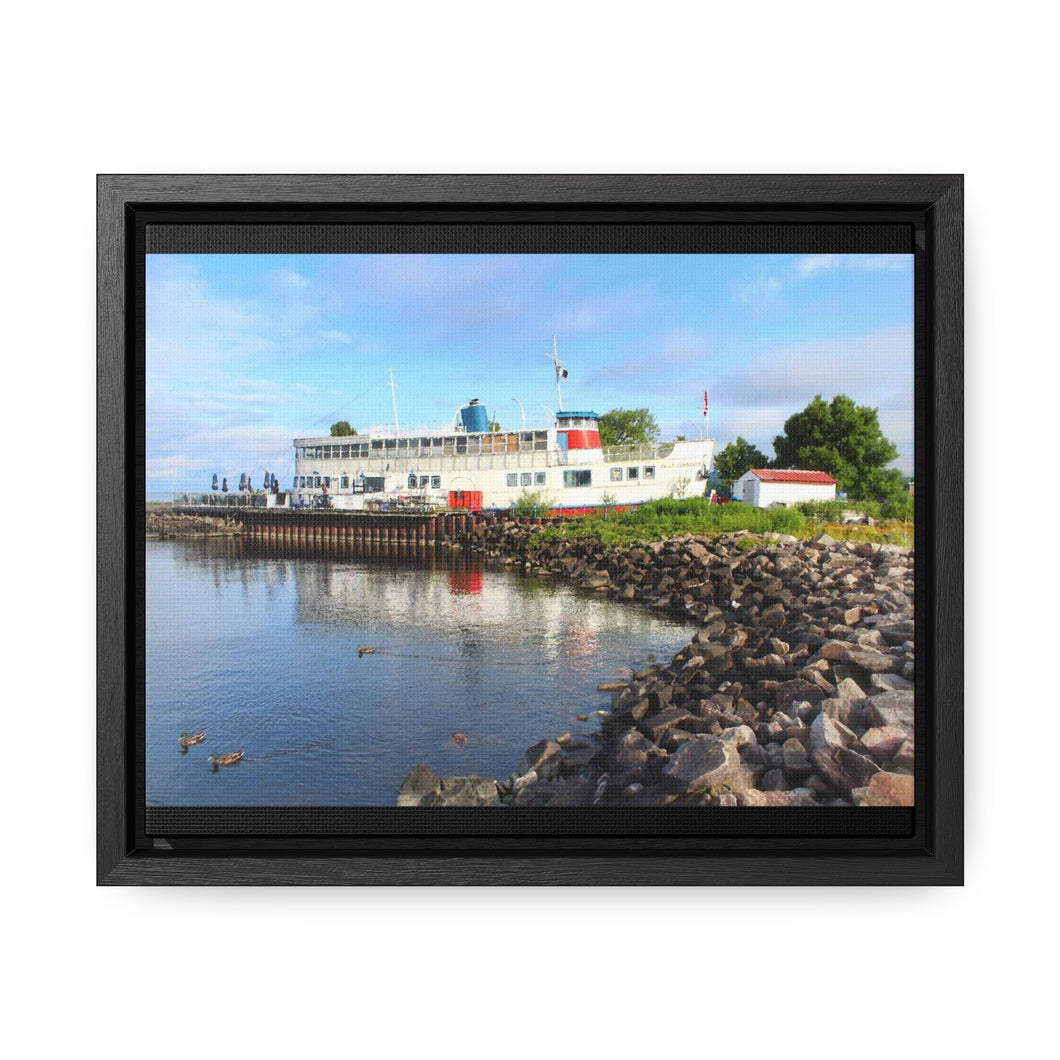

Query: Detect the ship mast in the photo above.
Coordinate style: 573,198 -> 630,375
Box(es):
546,334 -> 567,412
388,366 -> 400,435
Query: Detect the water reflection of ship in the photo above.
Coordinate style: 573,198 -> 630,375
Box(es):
168,537 -> 294,596
563,625 -> 599,659
287,551 -> 667,671
294,557 -> 563,634
448,569 -> 483,596
167,539 -> 680,672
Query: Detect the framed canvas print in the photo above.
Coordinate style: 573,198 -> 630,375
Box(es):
97,174 -> 963,885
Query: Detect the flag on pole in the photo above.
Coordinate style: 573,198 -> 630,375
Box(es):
703,390 -> 709,415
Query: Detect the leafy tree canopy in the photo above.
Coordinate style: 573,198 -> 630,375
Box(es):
330,421 -> 357,437
772,394 -> 903,501
714,436 -> 769,494
598,408 -> 660,447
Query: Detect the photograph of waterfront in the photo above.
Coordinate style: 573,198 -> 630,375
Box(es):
146,251 -> 915,809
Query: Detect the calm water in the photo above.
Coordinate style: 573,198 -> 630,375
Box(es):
146,538 -> 692,805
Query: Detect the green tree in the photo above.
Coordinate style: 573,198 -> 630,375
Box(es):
598,408 -> 660,447
330,421 -> 356,437
714,436 -> 769,495
772,394 -> 903,501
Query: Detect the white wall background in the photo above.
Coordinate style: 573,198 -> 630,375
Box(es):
2,3 -> 1050,1057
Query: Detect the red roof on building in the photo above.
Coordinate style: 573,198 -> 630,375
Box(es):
749,469 -> 837,485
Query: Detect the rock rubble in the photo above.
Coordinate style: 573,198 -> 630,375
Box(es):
399,528 -> 916,809
146,509 -> 243,539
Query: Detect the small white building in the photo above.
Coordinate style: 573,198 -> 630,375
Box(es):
734,468 -> 837,507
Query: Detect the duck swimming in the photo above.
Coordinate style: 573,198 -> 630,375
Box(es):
209,751 -> 244,766
179,731 -> 206,748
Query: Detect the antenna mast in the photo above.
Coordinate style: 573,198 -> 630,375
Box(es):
388,366 -> 400,435
547,334 -> 566,412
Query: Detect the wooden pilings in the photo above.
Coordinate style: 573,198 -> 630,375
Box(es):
231,509 -> 495,554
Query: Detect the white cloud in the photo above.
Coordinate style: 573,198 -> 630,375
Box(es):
365,254 -> 547,298
732,254 -> 912,307
145,453 -> 198,480
147,270 -> 270,375
732,275 -> 782,304
722,324 -> 912,403
794,255 -> 836,279
276,267 -> 309,288
795,254 -> 911,279
586,326 -> 712,389
709,324 -> 915,473
556,283 -> 658,332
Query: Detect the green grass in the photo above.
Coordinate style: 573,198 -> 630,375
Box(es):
530,497 -> 807,549
820,521 -> 915,548
528,496 -> 915,551
796,494 -> 915,522
509,489 -> 555,517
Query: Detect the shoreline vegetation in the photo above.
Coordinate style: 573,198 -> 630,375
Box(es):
146,496 -> 913,548
400,499 -> 915,809
527,495 -> 913,550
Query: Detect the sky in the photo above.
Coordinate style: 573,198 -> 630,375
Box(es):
145,253 -> 914,495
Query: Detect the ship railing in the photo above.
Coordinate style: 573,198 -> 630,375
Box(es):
172,492 -> 269,508
363,494 -> 448,514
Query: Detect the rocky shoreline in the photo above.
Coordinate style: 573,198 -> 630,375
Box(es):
399,524 -> 915,808
146,509 -> 243,539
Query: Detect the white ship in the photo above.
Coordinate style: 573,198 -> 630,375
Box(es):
285,347 -> 714,514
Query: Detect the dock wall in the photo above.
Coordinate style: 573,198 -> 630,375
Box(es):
171,507 -> 556,553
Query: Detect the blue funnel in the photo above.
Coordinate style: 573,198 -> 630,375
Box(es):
460,400 -> 490,433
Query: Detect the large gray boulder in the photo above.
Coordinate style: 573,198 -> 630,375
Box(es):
860,726 -> 908,761
842,648 -> 900,674
426,776 -> 502,807
870,672 -> 914,692
813,745 -> 880,792
397,763 -> 442,807
809,712 -> 857,755
864,690 -> 915,735
738,789 -> 819,807
662,737 -> 741,794
517,738 -> 564,780
641,706 -> 695,742
835,677 -> 867,701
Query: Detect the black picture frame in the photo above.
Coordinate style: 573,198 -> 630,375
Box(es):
98,174 -> 962,885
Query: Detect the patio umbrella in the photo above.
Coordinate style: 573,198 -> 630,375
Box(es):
212,473 -> 218,491
222,477 -> 228,492
238,472 -> 246,492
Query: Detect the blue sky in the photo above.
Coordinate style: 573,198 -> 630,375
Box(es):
146,253 -> 913,494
